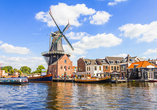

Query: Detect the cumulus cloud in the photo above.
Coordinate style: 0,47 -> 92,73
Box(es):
0,43 -> 31,54
144,48 -> 157,55
0,56 -> 47,71
0,41 -> 3,44
119,21 -> 157,42
89,11 -> 112,25
66,32 -> 89,40
64,32 -> 122,56
108,0 -> 127,6
35,3 -> 96,27
112,53 -> 127,58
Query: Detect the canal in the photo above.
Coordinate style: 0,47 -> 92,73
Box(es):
0,82 -> 157,109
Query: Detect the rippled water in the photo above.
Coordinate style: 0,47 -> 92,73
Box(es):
0,82 -> 157,109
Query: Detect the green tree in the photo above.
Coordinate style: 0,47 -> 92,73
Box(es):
35,65 -> 45,74
20,66 -> 31,74
2,66 -> 13,72
13,68 -> 18,72
10,69 -> 14,75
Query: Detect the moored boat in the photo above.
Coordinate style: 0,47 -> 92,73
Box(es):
75,76 -> 111,83
27,74 -> 52,82
0,78 -> 29,85
149,79 -> 157,82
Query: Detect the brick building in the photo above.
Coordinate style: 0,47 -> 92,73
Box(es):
48,54 -> 73,77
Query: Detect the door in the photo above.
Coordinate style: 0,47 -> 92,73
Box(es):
148,71 -> 154,80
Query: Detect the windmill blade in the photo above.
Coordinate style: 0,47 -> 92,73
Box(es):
63,23 -> 70,33
49,10 -> 62,32
54,34 -> 62,45
62,34 -> 74,51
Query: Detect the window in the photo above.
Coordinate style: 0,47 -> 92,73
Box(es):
117,60 -> 120,64
95,66 -> 97,70
114,66 -> 116,70
106,66 -> 108,70
89,67 -> 90,71
111,66 -> 113,70
61,66 -> 62,69
68,66 -> 70,69
64,60 -> 66,63
117,66 -> 119,70
87,67 -> 88,71
99,66 -> 101,70
121,66 -> 124,70
110,61 -> 113,64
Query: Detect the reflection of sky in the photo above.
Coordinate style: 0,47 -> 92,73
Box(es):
1,82 -> 157,109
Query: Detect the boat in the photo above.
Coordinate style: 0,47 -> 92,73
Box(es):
75,76 -> 111,83
149,79 -> 157,82
27,74 -> 52,82
0,78 -> 29,85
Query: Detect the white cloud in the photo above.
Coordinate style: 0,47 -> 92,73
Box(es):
108,2 -> 117,6
112,53 -> 127,58
66,32 -> 89,40
64,32 -> 122,56
0,43 -> 31,54
144,48 -> 157,55
35,3 -> 96,27
90,11 -> 112,25
119,21 -> 157,42
0,41 -> 3,44
108,0 -> 127,6
0,56 -> 47,71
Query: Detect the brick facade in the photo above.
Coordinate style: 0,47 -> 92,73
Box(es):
77,58 -> 86,72
47,54 -> 73,77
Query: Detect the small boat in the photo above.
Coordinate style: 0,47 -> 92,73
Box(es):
149,79 -> 157,82
0,78 -> 29,85
75,76 -> 111,83
27,74 -> 52,82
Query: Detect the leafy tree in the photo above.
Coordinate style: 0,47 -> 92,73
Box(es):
17,70 -> 22,76
35,65 -> 45,73
10,69 -> 14,75
13,68 -> 18,72
2,66 -> 13,72
20,66 -> 31,74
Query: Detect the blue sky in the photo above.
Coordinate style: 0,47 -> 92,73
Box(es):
0,0 -> 157,71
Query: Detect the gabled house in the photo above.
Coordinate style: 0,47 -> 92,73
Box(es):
127,61 -> 157,80
48,54 -> 73,78
120,54 -> 141,78
105,56 -> 124,74
77,58 -> 103,77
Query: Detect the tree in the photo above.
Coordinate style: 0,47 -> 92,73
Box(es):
35,65 -> 45,73
20,66 -> 31,74
2,66 -> 13,72
13,68 -> 18,72
2,68 -> 8,73
10,69 -> 14,75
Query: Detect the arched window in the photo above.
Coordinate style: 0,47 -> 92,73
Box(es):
64,60 -> 66,63
61,66 -> 62,69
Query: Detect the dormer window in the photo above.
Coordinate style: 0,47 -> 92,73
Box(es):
110,60 -> 113,64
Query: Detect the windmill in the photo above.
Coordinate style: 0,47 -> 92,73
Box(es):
41,8 -> 74,74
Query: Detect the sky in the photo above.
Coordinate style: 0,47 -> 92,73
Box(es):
0,0 -> 157,71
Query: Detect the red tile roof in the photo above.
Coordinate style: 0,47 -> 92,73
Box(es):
128,61 -> 157,69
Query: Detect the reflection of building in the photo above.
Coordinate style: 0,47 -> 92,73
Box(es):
127,61 -> 157,80
48,54 -> 73,77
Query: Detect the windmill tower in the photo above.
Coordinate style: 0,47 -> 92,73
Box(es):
41,9 -> 74,74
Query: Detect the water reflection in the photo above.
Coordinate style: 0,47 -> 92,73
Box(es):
1,82 -> 157,109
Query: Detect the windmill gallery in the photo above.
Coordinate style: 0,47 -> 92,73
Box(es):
28,9 -> 74,82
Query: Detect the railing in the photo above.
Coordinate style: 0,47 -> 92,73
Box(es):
41,51 -> 71,55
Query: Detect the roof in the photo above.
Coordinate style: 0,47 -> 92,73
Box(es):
125,55 -> 140,63
105,56 -> 124,65
83,59 -> 98,65
96,59 -> 108,65
128,61 -> 157,69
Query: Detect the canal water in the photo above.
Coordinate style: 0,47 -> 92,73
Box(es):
0,82 -> 157,109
